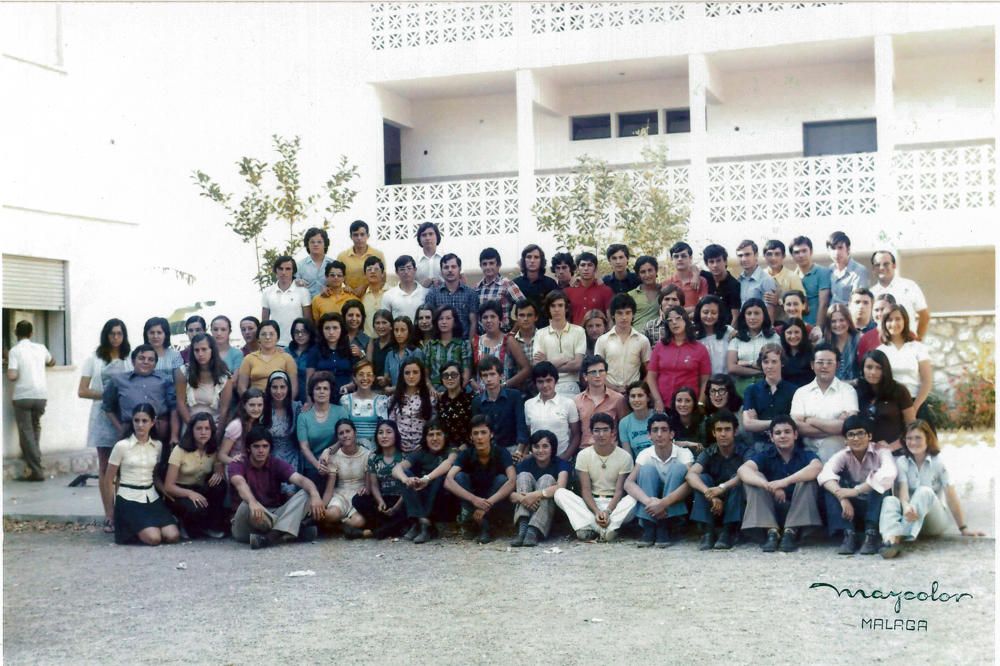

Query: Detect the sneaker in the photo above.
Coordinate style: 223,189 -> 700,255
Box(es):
523,526 -> 541,547
297,525 -> 318,542
762,528 -> 780,553
859,528 -> 880,555
880,540 -> 902,559
413,523 -> 433,544
576,528 -> 598,541
837,529 -> 857,555
637,522 -> 657,548
779,528 -> 798,552
713,527 -> 735,550
203,528 -> 225,540
698,530 -> 715,551
510,518 -> 530,547
249,533 -> 269,550
402,522 -> 420,541
654,521 -> 672,548
603,529 -> 619,543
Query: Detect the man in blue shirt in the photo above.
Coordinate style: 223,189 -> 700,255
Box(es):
790,235 -> 832,328
736,239 -> 778,322
103,344 -> 178,451
737,415 -> 823,552
687,411 -> 749,550
471,357 -> 528,460
826,231 -> 870,306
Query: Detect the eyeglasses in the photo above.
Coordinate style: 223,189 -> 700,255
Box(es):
845,430 -> 869,440
591,427 -> 612,434
585,369 -> 606,376
259,331 -> 276,338
441,371 -> 460,379
709,387 -> 728,395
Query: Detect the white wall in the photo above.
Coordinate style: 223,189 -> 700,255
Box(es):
895,49 -> 996,144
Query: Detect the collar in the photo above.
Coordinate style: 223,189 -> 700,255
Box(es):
478,276 -> 501,288
513,329 -> 535,342
127,434 -> 157,448
807,377 -> 845,394
650,444 -> 679,463
741,265 -> 765,281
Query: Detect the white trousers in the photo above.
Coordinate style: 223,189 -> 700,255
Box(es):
553,489 -> 636,537
879,486 -> 952,541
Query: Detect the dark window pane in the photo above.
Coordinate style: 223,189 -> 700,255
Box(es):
803,118 -> 877,157
572,114 -> 611,141
666,108 -> 690,134
619,111 -> 658,137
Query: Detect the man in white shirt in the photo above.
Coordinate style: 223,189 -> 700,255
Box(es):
869,250 -> 930,340
790,343 -> 859,462
382,255 -> 428,322
523,362 -> 581,461
261,255 -> 311,347
415,222 -> 444,288
6,320 -> 54,481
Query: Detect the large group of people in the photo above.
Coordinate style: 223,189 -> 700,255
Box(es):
69,221 -> 983,557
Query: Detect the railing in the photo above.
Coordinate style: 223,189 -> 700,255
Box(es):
370,2 -> 844,49
893,144 -> 995,213
375,177 -> 519,241
535,164 -> 692,206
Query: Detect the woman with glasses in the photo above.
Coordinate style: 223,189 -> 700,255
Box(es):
236,320 -> 298,399
646,306 -> 711,413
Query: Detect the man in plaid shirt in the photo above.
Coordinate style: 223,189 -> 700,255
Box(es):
424,253 -> 480,339
476,247 -> 525,333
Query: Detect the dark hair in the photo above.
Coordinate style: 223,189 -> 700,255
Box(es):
781,290 -> 808,318
669,242 -> 693,257
734,298 -> 774,341
841,414 -> 874,437
349,220 -> 370,235
245,425 -> 274,450
519,244 -> 547,275
143,317 -> 171,349
531,361 -> 559,382
391,358 -> 433,421
702,244 -> 728,263
308,371 -> 336,402
477,355 -> 504,376
211,315 -> 232,332
693,295 -> 730,340
96,318 -> 131,363
575,251 -> 598,267
529,429 -> 558,451
273,255 -> 297,274
874,293 -> 897,306
414,305 -> 435,339
543,289 -> 570,321
705,374 -> 740,414
371,309 -> 394,336
609,293 -> 637,316
185,333 -> 230,388
433,304 -> 464,339
390,316 -> 417,351
130,344 -> 158,364
123,403 -> 158,439
240,316 -> 260,331
335,417 -> 357,434
658,284 -> 684,307
304,227 -> 330,253
582,354 -> 608,373
634,255 -> 658,273
763,239 -> 786,256
394,254 -> 416,271
257,319 -> 281,342
479,247 -> 501,265
469,413 -> 493,433
661,305 -> 697,344
822,303 -> 857,344
826,231 -> 851,249
606,243 -> 630,260
736,239 -> 758,254
671,386 -> 704,431
813,340 -> 841,364
14,320 -> 32,339
857,349 -> 902,403
879,304 -> 914,345
871,250 -> 897,266
440,252 -> 462,269
179,412 -> 219,454
262,370 -> 296,436
375,419 -> 402,451
363,255 -> 385,273
590,412 -> 615,430
416,221 -> 442,246
237,388 -> 266,442
780,317 -> 813,357
477,300 -> 503,321
184,315 -> 207,332
550,252 -> 575,273
421,418 -> 447,448
288,317 -> 317,354
647,410 -> 680,434
768,414 -> 798,434
341,299 -> 366,328
707,409 -> 739,432
850,287 -> 874,303
513,298 -> 536,317
789,235 -> 813,253
326,260 -> 346,277
625,381 -> 653,412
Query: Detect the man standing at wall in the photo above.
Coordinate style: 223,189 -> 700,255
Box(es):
789,236 -> 832,329
666,242 -> 708,315
736,240 -> 778,322
424,253 -> 480,339
603,244 -> 642,294
869,250 -> 931,340
826,231 -> 870,306
762,240 -> 804,321
477,247 -> 525,332
6,321 -> 54,481
700,244 -> 741,324
336,220 -> 385,298
565,252 -> 614,326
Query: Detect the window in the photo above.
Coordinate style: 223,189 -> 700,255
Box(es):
571,114 -> 612,141
803,118 -> 877,157
618,111 -> 658,137
383,122 -> 401,186
2,255 -> 68,364
665,108 -> 690,134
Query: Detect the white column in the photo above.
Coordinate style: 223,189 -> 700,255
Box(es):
516,68 -> 538,246
874,34 -> 896,236
687,54 -> 710,236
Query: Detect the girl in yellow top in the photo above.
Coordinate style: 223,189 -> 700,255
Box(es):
164,412 -> 227,539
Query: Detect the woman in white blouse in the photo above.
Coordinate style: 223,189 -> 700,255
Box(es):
102,404 -> 181,546
875,305 -> 932,421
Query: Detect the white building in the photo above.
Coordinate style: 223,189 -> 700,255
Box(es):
2,3 -> 996,473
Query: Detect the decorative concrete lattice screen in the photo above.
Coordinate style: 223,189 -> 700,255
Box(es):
370,2 -> 514,50
528,2 -> 686,34
704,2 -> 843,18
535,165 -> 692,205
707,154 -> 876,226
893,144 -> 996,212
375,178 -> 519,241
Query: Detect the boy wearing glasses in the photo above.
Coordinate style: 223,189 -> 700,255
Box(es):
573,355 -> 627,449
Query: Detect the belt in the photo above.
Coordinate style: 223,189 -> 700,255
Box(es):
119,482 -> 153,490
594,494 -> 614,498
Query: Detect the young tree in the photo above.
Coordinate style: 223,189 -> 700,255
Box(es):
193,135 -> 359,287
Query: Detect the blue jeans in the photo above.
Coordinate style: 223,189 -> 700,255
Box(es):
824,477 -> 886,535
634,463 -> 689,524
453,472 -> 506,513
690,473 -> 745,527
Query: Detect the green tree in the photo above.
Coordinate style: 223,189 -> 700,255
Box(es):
533,137 -> 688,273
192,135 -> 359,288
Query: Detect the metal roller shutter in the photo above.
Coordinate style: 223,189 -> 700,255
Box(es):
2,255 -> 67,311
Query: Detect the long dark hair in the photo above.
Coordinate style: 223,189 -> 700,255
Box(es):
660,305 -> 697,344
96,318 -> 131,363
143,316 -> 171,349
693,295 -> 730,340
123,403 -> 158,440
390,316 -> 417,352
780,317 -> 813,357
433,305 -> 464,339
705,374 -> 741,415
375,419 -> 403,453
185,333 -> 230,388
317,312 -> 351,358
287,317 -> 316,355
671,386 -> 704,432
735,298 -> 774,341
390,358 -> 433,421
179,412 -> 219,454
262,370 -> 296,435
236,388 -> 265,441
857,349 -> 907,404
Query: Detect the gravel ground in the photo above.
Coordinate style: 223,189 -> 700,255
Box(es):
3,523 -> 994,665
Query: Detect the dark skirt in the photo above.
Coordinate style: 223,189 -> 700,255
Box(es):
114,496 -> 177,544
